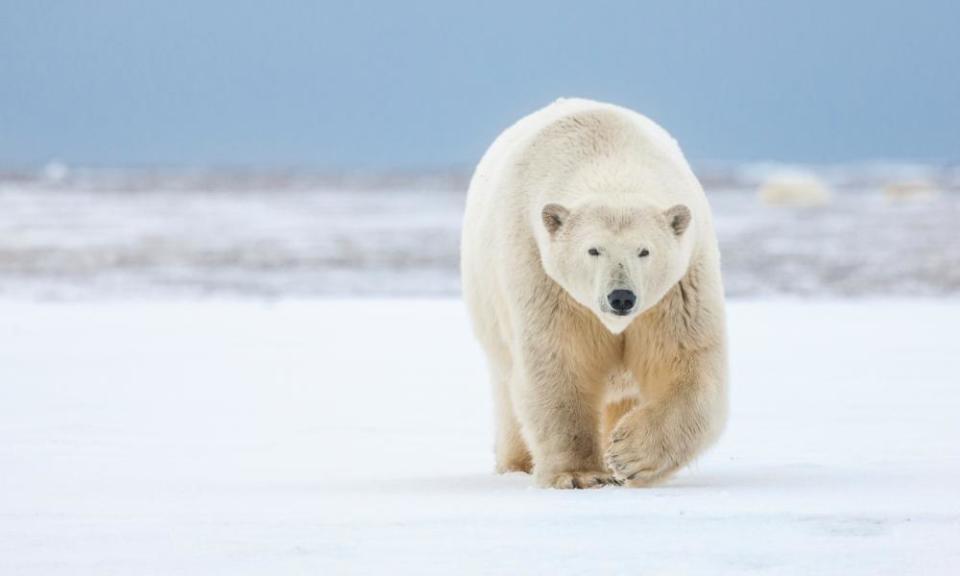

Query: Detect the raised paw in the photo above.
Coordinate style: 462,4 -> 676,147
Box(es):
537,470 -> 622,489
604,425 -> 679,487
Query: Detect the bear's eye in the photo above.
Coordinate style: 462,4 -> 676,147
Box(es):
588,248 -> 601,257
638,248 -> 650,258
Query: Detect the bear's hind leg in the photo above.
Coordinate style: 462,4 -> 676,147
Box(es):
493,369 -> 532,474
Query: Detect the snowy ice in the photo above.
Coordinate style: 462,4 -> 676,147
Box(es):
1,300 -> 958,574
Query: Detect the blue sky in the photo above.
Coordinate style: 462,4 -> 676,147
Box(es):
1,1 -> 958,168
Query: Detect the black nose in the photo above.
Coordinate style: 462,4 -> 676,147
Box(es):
607,289 -> 636,313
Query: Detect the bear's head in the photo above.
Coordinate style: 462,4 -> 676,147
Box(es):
539,201 -> 692,334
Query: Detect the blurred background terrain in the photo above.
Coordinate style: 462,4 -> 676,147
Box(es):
1,165 -> 959,299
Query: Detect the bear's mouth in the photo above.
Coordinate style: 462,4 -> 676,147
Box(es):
599,305 -> 634,318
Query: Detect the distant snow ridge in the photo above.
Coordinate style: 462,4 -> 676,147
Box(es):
1,167 -> 959,298
884,180 -> 941,202
758,171 -> 833,207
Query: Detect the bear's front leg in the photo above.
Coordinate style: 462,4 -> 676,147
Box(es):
515,341 -> 619,489
605,347 -> 727,486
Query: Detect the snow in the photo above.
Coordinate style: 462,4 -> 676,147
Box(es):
1,299 -> 958,575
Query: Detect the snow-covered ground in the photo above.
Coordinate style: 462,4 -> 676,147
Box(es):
2,299 -> 958,575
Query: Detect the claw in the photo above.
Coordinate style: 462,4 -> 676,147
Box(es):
542,470 -> 621,489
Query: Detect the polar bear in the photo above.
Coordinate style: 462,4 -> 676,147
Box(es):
461,98 -> 728,488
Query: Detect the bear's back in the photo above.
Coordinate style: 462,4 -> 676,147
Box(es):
470,98 -> 699,215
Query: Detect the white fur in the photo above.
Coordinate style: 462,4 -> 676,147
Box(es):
462,98 -> 729,488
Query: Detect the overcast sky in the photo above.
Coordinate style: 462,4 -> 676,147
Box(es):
1,1 -> 958,169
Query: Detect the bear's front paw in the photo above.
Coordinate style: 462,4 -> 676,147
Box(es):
604,420 -> 681,487
536,469 -> 622,489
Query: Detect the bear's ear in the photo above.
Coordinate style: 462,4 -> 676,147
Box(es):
542,203 -> 569,235
664,204 -> 691,236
